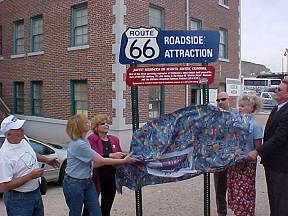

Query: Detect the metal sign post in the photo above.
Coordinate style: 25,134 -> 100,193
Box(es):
131,76 -> 143,216
202,62 -> 210,216
203,86 -> 210,216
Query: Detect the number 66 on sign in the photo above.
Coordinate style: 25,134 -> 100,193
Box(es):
124,27 -> 160,63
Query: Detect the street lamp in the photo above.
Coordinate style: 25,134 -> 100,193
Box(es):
284,48 -> 288,74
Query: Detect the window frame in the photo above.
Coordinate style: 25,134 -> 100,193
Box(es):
71,2 -> 88,47
30,81 -> 43,116
71,80 -> 88,115
190,18 -> 202,30
219,0 -> 229,8
13,20 -> 24,55
30,15 -> 43,52
13,81 -> 24,114
148,5 -> 165,118
219,28 -> 228,59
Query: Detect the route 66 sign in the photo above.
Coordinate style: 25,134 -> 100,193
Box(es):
119,27 -> 220,64
123,27 -> 160,63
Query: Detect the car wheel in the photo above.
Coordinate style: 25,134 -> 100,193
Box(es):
57,160 -> 67,186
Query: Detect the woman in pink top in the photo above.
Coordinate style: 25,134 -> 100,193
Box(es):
87,114 -> 125,216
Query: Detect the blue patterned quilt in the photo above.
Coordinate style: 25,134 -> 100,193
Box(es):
115,105 -> 252,191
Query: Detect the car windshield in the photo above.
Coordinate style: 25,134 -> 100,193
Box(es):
47,143 -> 63,149
269,92 -> 276,98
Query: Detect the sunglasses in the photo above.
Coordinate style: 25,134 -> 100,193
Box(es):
216,98 -> 228,102
100,122 -> 109,126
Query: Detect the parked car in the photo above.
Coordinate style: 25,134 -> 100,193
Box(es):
0,133 -> 67,185
260,92 -> 277,108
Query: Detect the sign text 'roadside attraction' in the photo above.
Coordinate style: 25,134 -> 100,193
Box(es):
126,65 -> 215,86
119,27 -> 220,64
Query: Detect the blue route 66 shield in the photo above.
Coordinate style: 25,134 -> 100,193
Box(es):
124,27 -> 160,63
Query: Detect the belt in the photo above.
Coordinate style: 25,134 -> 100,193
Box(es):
65,174 -> 90,180
10,187 -> 39,194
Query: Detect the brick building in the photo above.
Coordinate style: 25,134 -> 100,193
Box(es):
0,0 -> 240,146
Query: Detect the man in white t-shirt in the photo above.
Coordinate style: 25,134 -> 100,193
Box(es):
0,115 -> 60,216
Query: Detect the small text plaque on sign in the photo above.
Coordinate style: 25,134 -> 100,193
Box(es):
126,65 -> 215,86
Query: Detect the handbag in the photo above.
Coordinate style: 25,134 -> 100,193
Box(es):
40,176 -> 48,195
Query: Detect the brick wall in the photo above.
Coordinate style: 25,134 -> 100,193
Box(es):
0,0 -> 240,125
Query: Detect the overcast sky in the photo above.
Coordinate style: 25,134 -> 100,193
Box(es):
241,0 -> 288,73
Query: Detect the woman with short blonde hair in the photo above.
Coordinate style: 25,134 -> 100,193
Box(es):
227,94 -> 263,216
63,114 -> 134,216
66,114 -> 89,140
238,94 -> 262,114
90,114 -> 110,132
83,114 -> 125,216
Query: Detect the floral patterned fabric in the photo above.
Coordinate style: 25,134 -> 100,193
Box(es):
227,162 -> 256,216
115,105 -> 253,192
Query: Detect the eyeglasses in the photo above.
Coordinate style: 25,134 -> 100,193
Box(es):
100,122 -> 109,126
216,98 -> 228,102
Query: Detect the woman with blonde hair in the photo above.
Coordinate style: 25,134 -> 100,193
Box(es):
227,94 -> 263,216
84,114 -> 125,216
63,114 -> 134,216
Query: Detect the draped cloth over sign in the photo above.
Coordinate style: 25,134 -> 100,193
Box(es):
115,105 -> 253,192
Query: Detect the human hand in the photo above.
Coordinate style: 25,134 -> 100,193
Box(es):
109,152 -> 125,159
247,150 -> 258,161
123,153 -> 137,164
46,158 -> 60,168
29,168 -> 44,179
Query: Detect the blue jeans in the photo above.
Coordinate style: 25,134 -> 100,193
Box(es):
3,188 -> 44,216
63,176 -> 101,216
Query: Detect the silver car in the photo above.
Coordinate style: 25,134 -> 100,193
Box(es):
260,92 -> 277,108
0,133 -> 67,185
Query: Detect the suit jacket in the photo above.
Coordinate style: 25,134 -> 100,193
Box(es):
258,102 -> 288,173
87,133 -> 122,194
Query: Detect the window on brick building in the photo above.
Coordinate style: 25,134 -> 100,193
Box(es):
149,5 -> 164,119
71,80 -> 88,116
219,28 -> 228,59
0,25 -> 3,56
190,18 -> 202,30
13,82 -> 24,114
219,0 -> 229,7
13,20 -> 24,55
71,3 -> 88,47
149,5 -> 164,29
31,15 -> 43,52
31,81 -> 42,116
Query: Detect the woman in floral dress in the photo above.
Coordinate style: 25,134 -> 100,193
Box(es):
227,94 -> 263,216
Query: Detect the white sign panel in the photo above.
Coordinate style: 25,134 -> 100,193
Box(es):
124,27 -> 160,63
226,78 -> 241,96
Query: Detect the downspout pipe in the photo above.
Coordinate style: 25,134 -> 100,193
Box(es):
185,0 -> 190,107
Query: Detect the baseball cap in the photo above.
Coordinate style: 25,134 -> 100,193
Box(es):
1,115 -> 26,134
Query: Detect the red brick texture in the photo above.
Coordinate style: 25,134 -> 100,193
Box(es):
0,0 -> 240,123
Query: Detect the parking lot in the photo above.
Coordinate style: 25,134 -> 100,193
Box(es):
0,113 -> 271,216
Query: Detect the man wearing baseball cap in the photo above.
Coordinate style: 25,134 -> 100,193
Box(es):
0,115 -> 59,216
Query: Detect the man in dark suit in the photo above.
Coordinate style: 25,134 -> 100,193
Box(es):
248,79 -> 288,216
